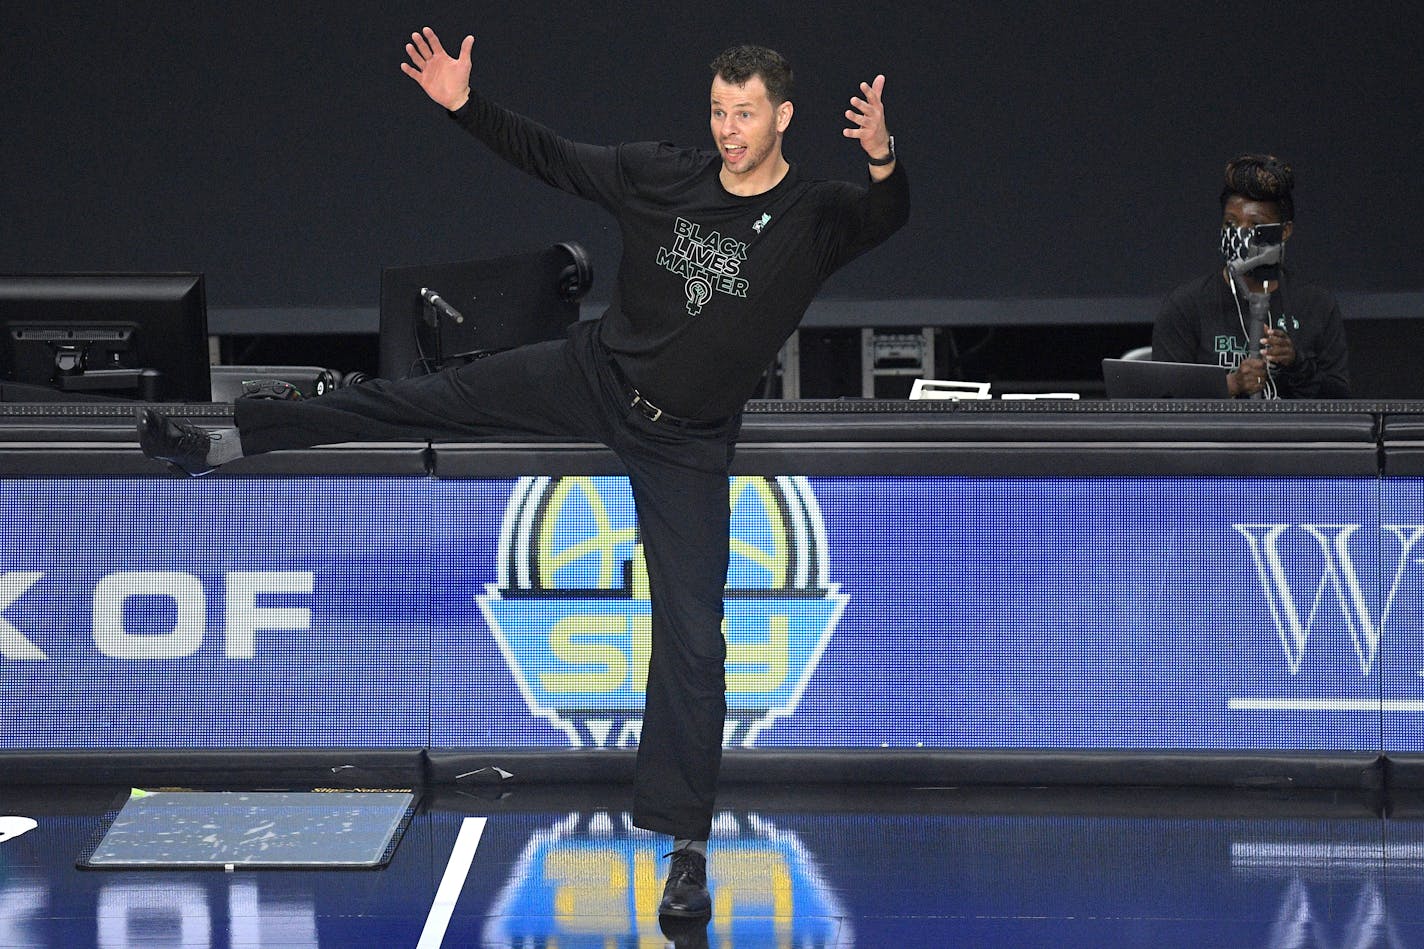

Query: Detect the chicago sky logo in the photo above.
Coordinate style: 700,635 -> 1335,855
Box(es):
1231,522 -> 1424,712
478,476 -> 846,748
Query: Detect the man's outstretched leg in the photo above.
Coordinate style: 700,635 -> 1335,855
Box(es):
135,330 -> 605,475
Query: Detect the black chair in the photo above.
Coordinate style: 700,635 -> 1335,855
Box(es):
377,242 -> 593,381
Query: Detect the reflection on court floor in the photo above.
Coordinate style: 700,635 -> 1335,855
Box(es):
2,786 -> 1424,947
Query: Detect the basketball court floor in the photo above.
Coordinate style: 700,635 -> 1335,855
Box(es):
2,780 -> 1421,947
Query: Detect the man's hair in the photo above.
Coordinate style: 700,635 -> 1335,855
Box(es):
1219,153 -> 1295,222
709,45 -> 794,105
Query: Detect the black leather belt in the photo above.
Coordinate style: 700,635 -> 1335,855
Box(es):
607,357 -> 723,430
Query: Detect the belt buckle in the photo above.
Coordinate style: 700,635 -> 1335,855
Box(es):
631,390 -> 663,423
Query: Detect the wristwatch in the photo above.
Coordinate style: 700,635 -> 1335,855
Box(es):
867,135 -> 896,166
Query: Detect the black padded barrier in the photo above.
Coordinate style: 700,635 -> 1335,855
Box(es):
0,749 -> 425,789
0,747 -> 1407,793
0,402 -> 430,477
0,397 -> 1404,478
431,401 -> 1382,478
1381,413 -> 1424,477
427,748 -> 1386,793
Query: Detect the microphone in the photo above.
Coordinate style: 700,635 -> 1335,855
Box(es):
1245,291 -> 1269,359
420,287 -> 464,324
1226,260 -> 1273,400
1227,246 -> 1281,360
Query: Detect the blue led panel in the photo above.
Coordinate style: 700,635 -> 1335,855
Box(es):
0,474 -> 1399,754
0,479 -> 430,748
1381,477 -> 1424,753
429,475 -> 1382,753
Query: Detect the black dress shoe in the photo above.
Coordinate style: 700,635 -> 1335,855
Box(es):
657,849 -> 711,919
136,408 -> 215,477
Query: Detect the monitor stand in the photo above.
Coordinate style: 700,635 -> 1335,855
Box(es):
57,367 -> 162,401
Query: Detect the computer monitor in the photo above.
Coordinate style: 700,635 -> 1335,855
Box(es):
1102,358 -> 1231,400
378,243 -> 591,380
0,273 -> 211,402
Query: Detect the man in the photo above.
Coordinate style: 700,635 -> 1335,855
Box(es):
1152,153 -> 1349,399
139,27 -> 908,918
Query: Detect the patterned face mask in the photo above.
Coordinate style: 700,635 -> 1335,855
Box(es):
1219,225 -> 1256,265
1220,223 -> 1286,272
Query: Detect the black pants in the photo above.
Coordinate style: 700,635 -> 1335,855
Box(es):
236,320 -> 737,840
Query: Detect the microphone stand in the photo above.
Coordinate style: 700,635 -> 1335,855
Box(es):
421,297 -> 446,372
1228,245 -> 1283,400
419,288 -> 467,372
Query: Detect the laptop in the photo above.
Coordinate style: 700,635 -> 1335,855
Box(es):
1101,358 -> 1231,399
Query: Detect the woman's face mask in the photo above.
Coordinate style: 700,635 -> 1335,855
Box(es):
1220,222 -> 1286,270
1220,224 -> 1256,265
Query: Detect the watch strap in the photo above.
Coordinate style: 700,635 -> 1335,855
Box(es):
867,135 -> 896,166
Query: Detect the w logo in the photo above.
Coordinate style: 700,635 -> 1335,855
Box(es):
1233,523 -> 1424,676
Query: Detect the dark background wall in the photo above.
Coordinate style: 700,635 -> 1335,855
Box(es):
3,2 -> 1421,390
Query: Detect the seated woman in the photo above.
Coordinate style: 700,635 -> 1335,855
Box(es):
1152,154 -> 1350,399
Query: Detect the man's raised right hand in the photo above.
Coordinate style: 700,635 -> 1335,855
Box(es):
401,27 -> 473,111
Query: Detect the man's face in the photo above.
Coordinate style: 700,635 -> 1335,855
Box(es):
709,74 -> 791,178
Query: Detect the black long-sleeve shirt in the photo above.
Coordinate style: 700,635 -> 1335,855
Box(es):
1152,270 -> 1351,399
450,91 -> 909,419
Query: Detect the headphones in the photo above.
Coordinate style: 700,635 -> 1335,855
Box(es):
554,241 -> 594,302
